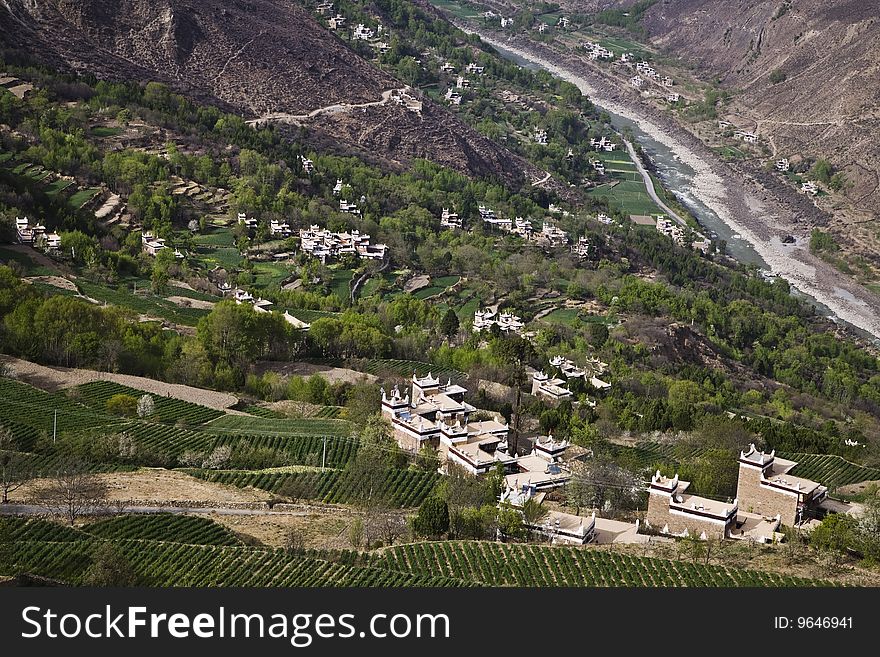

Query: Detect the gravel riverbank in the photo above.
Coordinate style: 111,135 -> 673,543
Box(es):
463,26 -> 880,339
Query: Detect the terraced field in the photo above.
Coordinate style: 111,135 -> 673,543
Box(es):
75,381 -> 224,425
330,358 -> 465,382
0,378 -> 122,448
782,453 -> 880,491
1,537 -> 465,587
203,415 -> 352,437
379,542 -> 832,587
84,514 -> 243,546
190,467 -> 440,507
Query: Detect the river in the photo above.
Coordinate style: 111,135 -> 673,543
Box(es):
473,34 -> 880,340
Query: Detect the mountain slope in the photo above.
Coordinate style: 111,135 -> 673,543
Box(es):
0,0 -> 539,184
637,0 -> 880,259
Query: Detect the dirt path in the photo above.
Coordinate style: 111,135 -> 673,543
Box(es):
0,355 -> 241,411
247,88 -> 402,126
623,138 -> 686,226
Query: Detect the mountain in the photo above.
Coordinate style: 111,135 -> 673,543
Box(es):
0,0 -> 540,185
634,0 -> 880,261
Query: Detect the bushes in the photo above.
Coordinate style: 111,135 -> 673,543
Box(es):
413,496 -> 449,537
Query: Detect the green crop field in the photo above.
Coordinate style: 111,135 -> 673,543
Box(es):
190,467 -> 440,507
0,247 -> 55,276
84,514 -> 243,546
0,535 -> 465,587
203,415 -> 353,437
0,378 -> 122,449
211,432 -> 358,468
67,187 -> 101,209
77,280 -> 210,326
327,357 -> 465,382
378,541 -> 833,587
75,381 -> 224,425
782,453 -> 880,491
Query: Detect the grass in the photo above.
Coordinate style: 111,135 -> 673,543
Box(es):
44,178 -> 74,196
329,268 -> 354,301
90,126 -> 124,137
192,228 -> 236,247
67,187 -> 101,209
251,261 -> 290,289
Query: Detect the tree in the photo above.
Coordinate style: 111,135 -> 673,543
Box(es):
36,457 -> 108,524
343,414 -> 405,506
83,542 -> 137,586
521,497 -> 548,526
136,394 -> 155,419
282,528 -> 306,555
365,502 -> 406,547
0,426 -> 32,504
347,516 -> 365,549
415,443 -> 440,472
566,458 -> 641,517
106,393 -> 138,417
440,308 -> 460,338
413,496 -> 449,537
497,506 -> 525,541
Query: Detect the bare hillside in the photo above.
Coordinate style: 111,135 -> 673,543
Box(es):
0,0 -> 538,184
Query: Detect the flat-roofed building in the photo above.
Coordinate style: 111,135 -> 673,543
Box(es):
736,444 -> 827,525
646,470 -> 738,540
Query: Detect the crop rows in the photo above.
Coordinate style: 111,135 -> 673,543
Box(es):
379,542 -> 833,587
1,539 -> 470,587
356,358 -> 464,381
782,453 -> 880,490
0,517 -> 87,543
241,405 -> 286,418
0,378 -> 120,439
212,433 -> 358,468
74,381 -> 223,425
204,414 -> 352,437
84,514 -> 243,546
191,467 -> 440,507
118,421 -> 217,458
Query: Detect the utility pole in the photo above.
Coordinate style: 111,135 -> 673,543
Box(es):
322,436 -> 327,471
53,409 -> 57,444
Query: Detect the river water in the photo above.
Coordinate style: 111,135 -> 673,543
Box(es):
489,42 -> 765,266
485,39 -> 872,333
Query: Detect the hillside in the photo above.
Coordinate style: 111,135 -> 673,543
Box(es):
0,0 -> 537,184
635,0 -> 880,261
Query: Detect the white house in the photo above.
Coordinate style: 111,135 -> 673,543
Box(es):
352,23 -> 374,41
444,88 -> 462,105
440,62 -> 456,73
630,75 -> 644,88
299,225 -> 386,263
775,158 -> 790,172
473,307 -> 524,335
590,136 -> 616,152
465,63 -> 484,75
440,208 -> 462,230
328,15 -> 346,30
300,155 -> 315,174
801,181 -> 818,195
270,219 -> 291,238
141,231 -> 167,257
534,128 -> 548,145
456,75 -> 470,89
333,179 -> 344,195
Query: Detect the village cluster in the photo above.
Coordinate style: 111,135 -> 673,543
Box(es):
379,372 -> 835,546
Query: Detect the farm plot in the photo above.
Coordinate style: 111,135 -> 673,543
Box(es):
0,378 -> 121,447
75,381 -> 223,425
211,433 -> 358,469
379,542 -> 833,587
84,514 -> 243,546
331,358 -> 465,382
190,467 -> 440,507
781,453 -> 880,490
203,415 -> 352,437
0,537 -> 469,587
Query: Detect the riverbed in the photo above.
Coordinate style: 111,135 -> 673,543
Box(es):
465,28 -> 880,341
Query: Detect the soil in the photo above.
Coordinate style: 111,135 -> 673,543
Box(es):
12,469 -> 271,504
208,511 -> 356,550
253,360 -> 377,385
0,355 -> 240,410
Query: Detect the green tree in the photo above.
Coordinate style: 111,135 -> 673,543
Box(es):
83,543 -> 137,586
413,496 -> 450,537
106,393 -> 138,417
440,308 -> 460,338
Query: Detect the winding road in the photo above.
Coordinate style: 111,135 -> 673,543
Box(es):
623,139 -> 686,226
